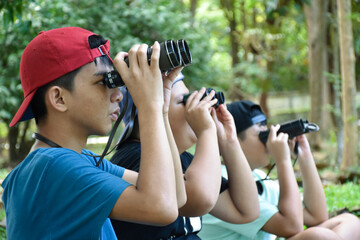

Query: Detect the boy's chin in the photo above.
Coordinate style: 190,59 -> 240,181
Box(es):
258,158 -> 270,169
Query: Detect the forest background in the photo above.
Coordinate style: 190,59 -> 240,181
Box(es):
0,0 -> 359,238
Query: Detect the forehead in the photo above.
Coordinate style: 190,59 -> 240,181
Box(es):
171,81 -> 188,94
246,123 -> 265,133
79,58 -> 113,76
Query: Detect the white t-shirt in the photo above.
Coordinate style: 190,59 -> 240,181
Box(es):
199,166 -> 280,240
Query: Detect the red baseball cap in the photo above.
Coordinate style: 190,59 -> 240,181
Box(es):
10,27 -> 111,127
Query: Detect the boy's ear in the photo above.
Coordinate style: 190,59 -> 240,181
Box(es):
46,86 -> 68,113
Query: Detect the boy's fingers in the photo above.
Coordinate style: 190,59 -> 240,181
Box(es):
127,44 -> 141,70
150,41 -> 160,70
201,89 -> 215,102
184,91 -> 198,108
137,44 -> 149,68
194,88 -> 206,101
167,67 -> 184,82
269,125 -> 278,141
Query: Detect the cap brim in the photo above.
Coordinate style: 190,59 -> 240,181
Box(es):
9,90 -> 36,127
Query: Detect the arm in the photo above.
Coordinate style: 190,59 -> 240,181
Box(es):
163,69 -> 187,208
178,88 -> 222,217
208,104 -> 260,224
109,42 -> 178,226
261,125 -> 304,238
291,135 -> 328,226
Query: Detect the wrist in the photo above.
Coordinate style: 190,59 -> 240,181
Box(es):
298,150 -> 313,161
219,137 -> 240,152
274,158 -> 292,168
196,126 -> 217,139
137,103 -> 162,115
137,107 -> 163,124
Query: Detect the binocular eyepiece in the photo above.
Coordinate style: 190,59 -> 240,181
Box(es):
182,88 -> 225,108
104,39 -> 192,88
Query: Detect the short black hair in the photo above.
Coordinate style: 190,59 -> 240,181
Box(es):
31,67 -> 80,124
88,34 -> 107,49
31,34 -> 112,124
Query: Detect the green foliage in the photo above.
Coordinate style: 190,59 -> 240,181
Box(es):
324,182 -> 360,213
0,19 -> 37,124
0,0 -> 224,127
0,0 -> 35,28
0,226 -> 5,240
233,61 -> 268,95
0,0 -> 359,164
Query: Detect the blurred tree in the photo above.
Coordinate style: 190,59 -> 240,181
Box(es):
221,0 -> 309,116
337,0 -> 358,170
327,0 -> 343,168
304,0 -> 328,149
0,0 -> 39,166
0,0 -> 223,165
0,0 -> 35,28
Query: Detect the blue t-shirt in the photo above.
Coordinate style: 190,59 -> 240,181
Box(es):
2,147 -> 131,240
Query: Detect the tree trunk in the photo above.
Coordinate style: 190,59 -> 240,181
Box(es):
241,0 -> 248,61
190,0 -> 198,24
8,125 -> 20,166
7,122 -> 33,167
220,0 -> 240,67
304,1 -> 328,149
337,0 -> 358,170
322,20 -> 332,138
329,0 -> 343,168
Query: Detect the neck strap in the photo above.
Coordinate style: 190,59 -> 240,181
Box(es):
32,133 -> 62,148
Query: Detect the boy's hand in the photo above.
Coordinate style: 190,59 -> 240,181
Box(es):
267,125 -> 291,164
211,104 -> 238,143
113,42 -> 163,113
162,68 -> 183,115
184,88 -> 217,137
289,134 -> 312,161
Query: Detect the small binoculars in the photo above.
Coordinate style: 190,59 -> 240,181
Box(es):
182,88 -> 225,108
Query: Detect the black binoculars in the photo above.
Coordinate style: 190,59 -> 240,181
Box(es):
104,39 -> 192,88
259,118 -> 319,144
182,88 -> 225,108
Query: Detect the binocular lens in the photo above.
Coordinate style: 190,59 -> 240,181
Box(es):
157,40 -> 182,71
104,39 -> 192,89
177,39 -> 192,66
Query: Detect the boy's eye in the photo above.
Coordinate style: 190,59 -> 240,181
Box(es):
177,96 -> 185,104
97,79 -> 106,85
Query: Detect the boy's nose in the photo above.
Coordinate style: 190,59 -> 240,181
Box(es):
111,87 -> 123,103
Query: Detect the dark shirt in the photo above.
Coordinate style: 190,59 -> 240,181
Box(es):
110,140 -> 228,240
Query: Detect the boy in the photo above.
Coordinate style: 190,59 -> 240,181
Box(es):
199,100 -> 360,240
110,76 -> 260,239
2,27 -> 180,239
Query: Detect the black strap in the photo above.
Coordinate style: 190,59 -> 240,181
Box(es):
118,103 -> 137,147
32,133 -> 62,148
33,90 -> 130,167
256,180 -> 264,195
95,91 -> 129,167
